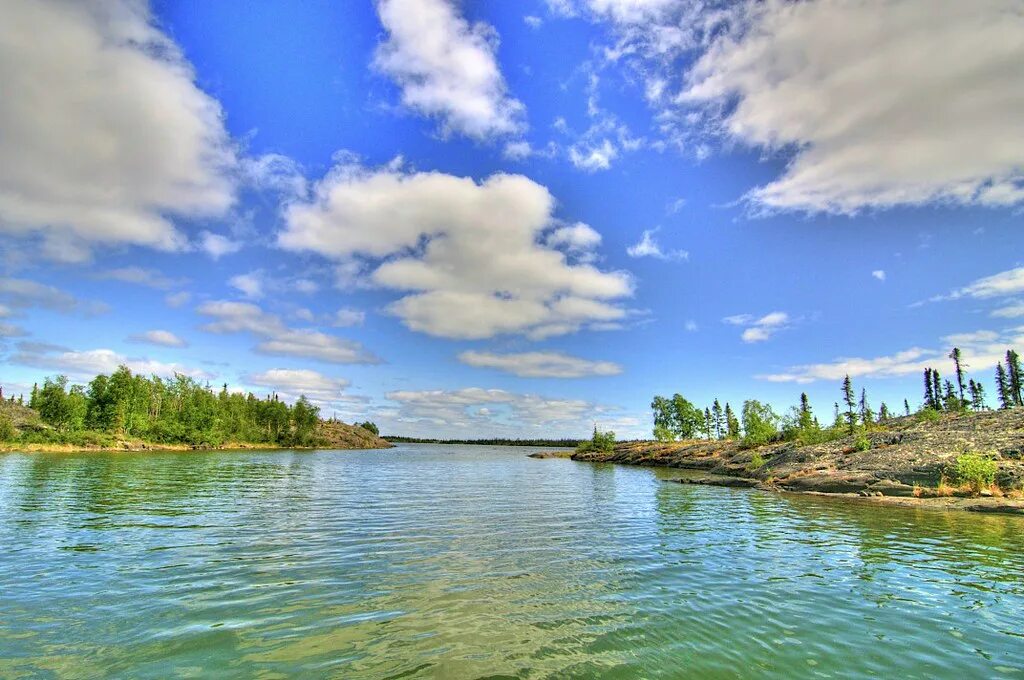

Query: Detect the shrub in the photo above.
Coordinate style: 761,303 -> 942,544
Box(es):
747,452 -> 766,472
951,452 -> 997,493
852,433 -> 871,452
577,427 -> 615,454
916,408 -> 941,423
0,414 -> 15,441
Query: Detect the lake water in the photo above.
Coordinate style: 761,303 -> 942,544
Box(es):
1,445 -> 1022,678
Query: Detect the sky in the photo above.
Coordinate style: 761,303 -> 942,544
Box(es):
0,0 -> 1022,439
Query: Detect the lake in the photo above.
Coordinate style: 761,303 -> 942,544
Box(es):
1,445 -> 1022,678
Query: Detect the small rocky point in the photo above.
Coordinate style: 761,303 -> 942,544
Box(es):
572,409 -> 1024,515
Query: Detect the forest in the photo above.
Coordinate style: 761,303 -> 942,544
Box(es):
0,366 -> 332,448
649,347 -> 1023,448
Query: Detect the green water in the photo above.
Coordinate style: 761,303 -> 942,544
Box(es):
1,445 -> 1022,678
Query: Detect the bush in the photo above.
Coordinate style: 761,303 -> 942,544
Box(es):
747,452 -> 766,472
916,408 -> 941,423
577,428 -> 615,454
952,452 -> 997,492
852,433 -> 871,452
0,414 -> 15,441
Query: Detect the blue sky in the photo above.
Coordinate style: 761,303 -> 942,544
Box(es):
1,0 -> 1022,438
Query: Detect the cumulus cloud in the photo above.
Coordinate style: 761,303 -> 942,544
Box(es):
199,231 -> 242,259
373,0 -> 525,139
680,0 -> 1024,213
128,330 -> 188,348
0,277 -> 106,315
0,0 -> 236,259
457,350 -> 622,378
280,161 -> 633,340
724,311 -> 789,343
10,342 -> 212,381
384,386 -> 641,438
872,270 -> 886,282
245,368 -> 353,405
626,228 -> 688,261
197,300 -> 379,364
757,326 -> 1024,384
229,272 -> 264,299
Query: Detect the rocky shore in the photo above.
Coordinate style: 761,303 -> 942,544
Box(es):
569,409 -> 1024,515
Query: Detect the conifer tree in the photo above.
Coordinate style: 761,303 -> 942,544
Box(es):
878,402 -> 891,422
942,380 -> 958,411
996,362 -> 1013,409
798,392 -> 814,431
949,347 -> 966,402
968,380 -> 986,411
903,398 -> 911,417
833,402 -> 842,428
725,403 -> 740,439
932,369 -> 943,410
1007,350 -> 1023,406
842,375 -> 857,433
712,399 -> 724,439
704,407 -> 713,440
923,368 -> 935,409
859,388 -> 874,426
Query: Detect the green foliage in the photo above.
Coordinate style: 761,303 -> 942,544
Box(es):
577,426 -> 616,454
653,424 -> 674,442
23,366 -> 324,448
650,394 -> 703,440
852,433 -> 871,452
747,451 -> 766,472
0,413 -> 15,441
916,407 -> 941,423
740,400 -> 780,448
357,420 -> 380,436
951,452 -> 997,492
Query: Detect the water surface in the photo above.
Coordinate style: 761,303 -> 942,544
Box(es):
1,445 -> 1022,678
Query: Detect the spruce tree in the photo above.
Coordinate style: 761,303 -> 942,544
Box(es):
969,380 -> 986,411
704,407 -> 713,440
996,362 -> 1013,409
878,402 -> 891,422
943,380 -> 958,411
923,368 -> 935,410
798,392 -> 814,431
932,369 -> 943,410
1007,350 -> 1023,406
833,402 -> 842,429
904,398 -> 911,417
859,388 -> 874,426
949,347 -> 966,402
712,399 -> 724,439
725,403 -> 740,438
842,375 -> 857,433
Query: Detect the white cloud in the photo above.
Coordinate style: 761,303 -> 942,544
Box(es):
724,310 -> 789,343
949,266 -> 1024,300
197,300 -> 379,364
626,228 -> 688,261
503,141 -> 534,160
680,0 -> 1024,213
685,319 -> 698,332
245,368 -> 351,404
524,15 -> 543,29
992,301 -> 1024,319
11,344 -> 211,381
0,277 -> 106,315
872,270 -> 886,282
128,330 -> 188,348
199,231 -> 242,259
280,161 -> 633,340
165,291 -> 192,308
569,139 -> 618,172
373,0 -> 524,139
229,272 -> 264,299
458,350 -> 622,378
333,308 -> 366,328
758,326 -> 1024,384
0,0 -> 236,259
97,266 -> 181,290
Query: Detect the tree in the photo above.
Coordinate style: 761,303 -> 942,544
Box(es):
949,347 -> 966,402
878,402 -> 891,422
798,393 -> 814,431
358,421 -> 379,436
741,400 -> 780,447
703,407 -> 713,441
859,389 -> 874,427
842,375 -> 857,433
996,362 -> 1013,409
651,394 -> 703,440
932,369 -> 943,410
904,399 -> 911,417
711,399 -> 724,439
291,396 -> 320,445
1007,350 -> 1023,406
651,396 -> 674,439
942,380 -> 959,411
725,403 -> 740,439
923,368 -> 935,410
968,380 -> 986,411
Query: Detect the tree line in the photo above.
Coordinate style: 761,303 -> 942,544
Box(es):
651,346 -> 1021,447
1,366 -> 322,447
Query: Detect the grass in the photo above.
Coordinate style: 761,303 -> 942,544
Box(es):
747,451 -> 766,472
951,452 -> 998,493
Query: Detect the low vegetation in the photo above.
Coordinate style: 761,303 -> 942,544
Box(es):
576,427 -> 616,455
